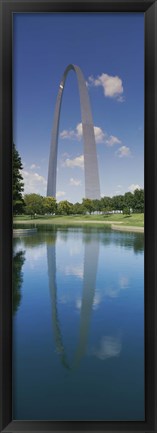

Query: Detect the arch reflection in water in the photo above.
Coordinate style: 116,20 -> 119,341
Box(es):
47,235 -> 99,370
13,228 -> 144,420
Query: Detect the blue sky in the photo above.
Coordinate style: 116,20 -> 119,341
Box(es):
13,12 -> 144,203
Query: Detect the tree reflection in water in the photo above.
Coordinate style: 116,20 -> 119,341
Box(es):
12,250 -> 25,314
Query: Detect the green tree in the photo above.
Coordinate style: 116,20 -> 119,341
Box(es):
13,143 -> 25,215
82,198 -> 94,214
72,202 -> 85,215
132,189 -> 144,213
112,195 -> 124,211
92,199 -> 103,213
100,196 -> 113,213
24,193 -> 44,216
43,196 -> 57,214
123,207 -> 131,215
123,192 -> 134,209
57,200 -> 73,215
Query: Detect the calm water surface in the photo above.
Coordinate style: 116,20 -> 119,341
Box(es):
13,226 -> 144,421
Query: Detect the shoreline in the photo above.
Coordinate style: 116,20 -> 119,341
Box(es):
111,224 -> 144,233
13,219 -> 144,233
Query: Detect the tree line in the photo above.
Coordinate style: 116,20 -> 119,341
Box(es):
13,143 -> 144,216
21,190 -> 144,216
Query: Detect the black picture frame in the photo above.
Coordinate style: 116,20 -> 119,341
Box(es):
0,1 -> 157,432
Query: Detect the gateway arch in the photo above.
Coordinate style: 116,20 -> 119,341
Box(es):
47,64 -> 100,199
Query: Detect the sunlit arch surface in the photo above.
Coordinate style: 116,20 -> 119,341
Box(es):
47,64 -> 100,199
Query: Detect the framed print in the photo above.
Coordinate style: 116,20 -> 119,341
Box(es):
0,0 -> 157,432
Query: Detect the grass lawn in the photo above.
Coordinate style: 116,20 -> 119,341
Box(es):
13,213 -> 144,227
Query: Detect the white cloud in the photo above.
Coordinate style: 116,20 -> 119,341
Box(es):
115,190 -> 121,195
60,123 -> 124,149
88,73 -> 124,100
26,246 -> 46,269
76,299 -> 82,309
62,152 -> 70,158
60,122 -> 105,144
69,177 -> 81,186
30,163 -> 40,170
56,191 -> 66,198
60,129 -> 75,139
93,336 -> 122,360
63,154 -> 84,169
128,183 -> 141,193
94,126 -> 105,143
77,123 -> 105,144
118,96 -> 125,103
69,244 -> 81,256
119,276 -> 129,289
64,265 -> 84,279
106,286 -> 120,298
106,135 -> 121,146
92,293 -> 101,310
60,129 -> 76,140
116,145 -> 131,158
76,293 -> 101,311
105,275 -> 129,298
75,123 -> 82,139
22,170 -> 47,195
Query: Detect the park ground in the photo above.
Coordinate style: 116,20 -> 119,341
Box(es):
13,213 -> 144,232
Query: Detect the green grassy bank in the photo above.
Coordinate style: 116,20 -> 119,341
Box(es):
13,213 -> 144,228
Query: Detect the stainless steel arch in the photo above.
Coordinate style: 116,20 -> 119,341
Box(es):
47,64 -> 100,199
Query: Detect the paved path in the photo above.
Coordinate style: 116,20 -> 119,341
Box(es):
111,224 -> 144,233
